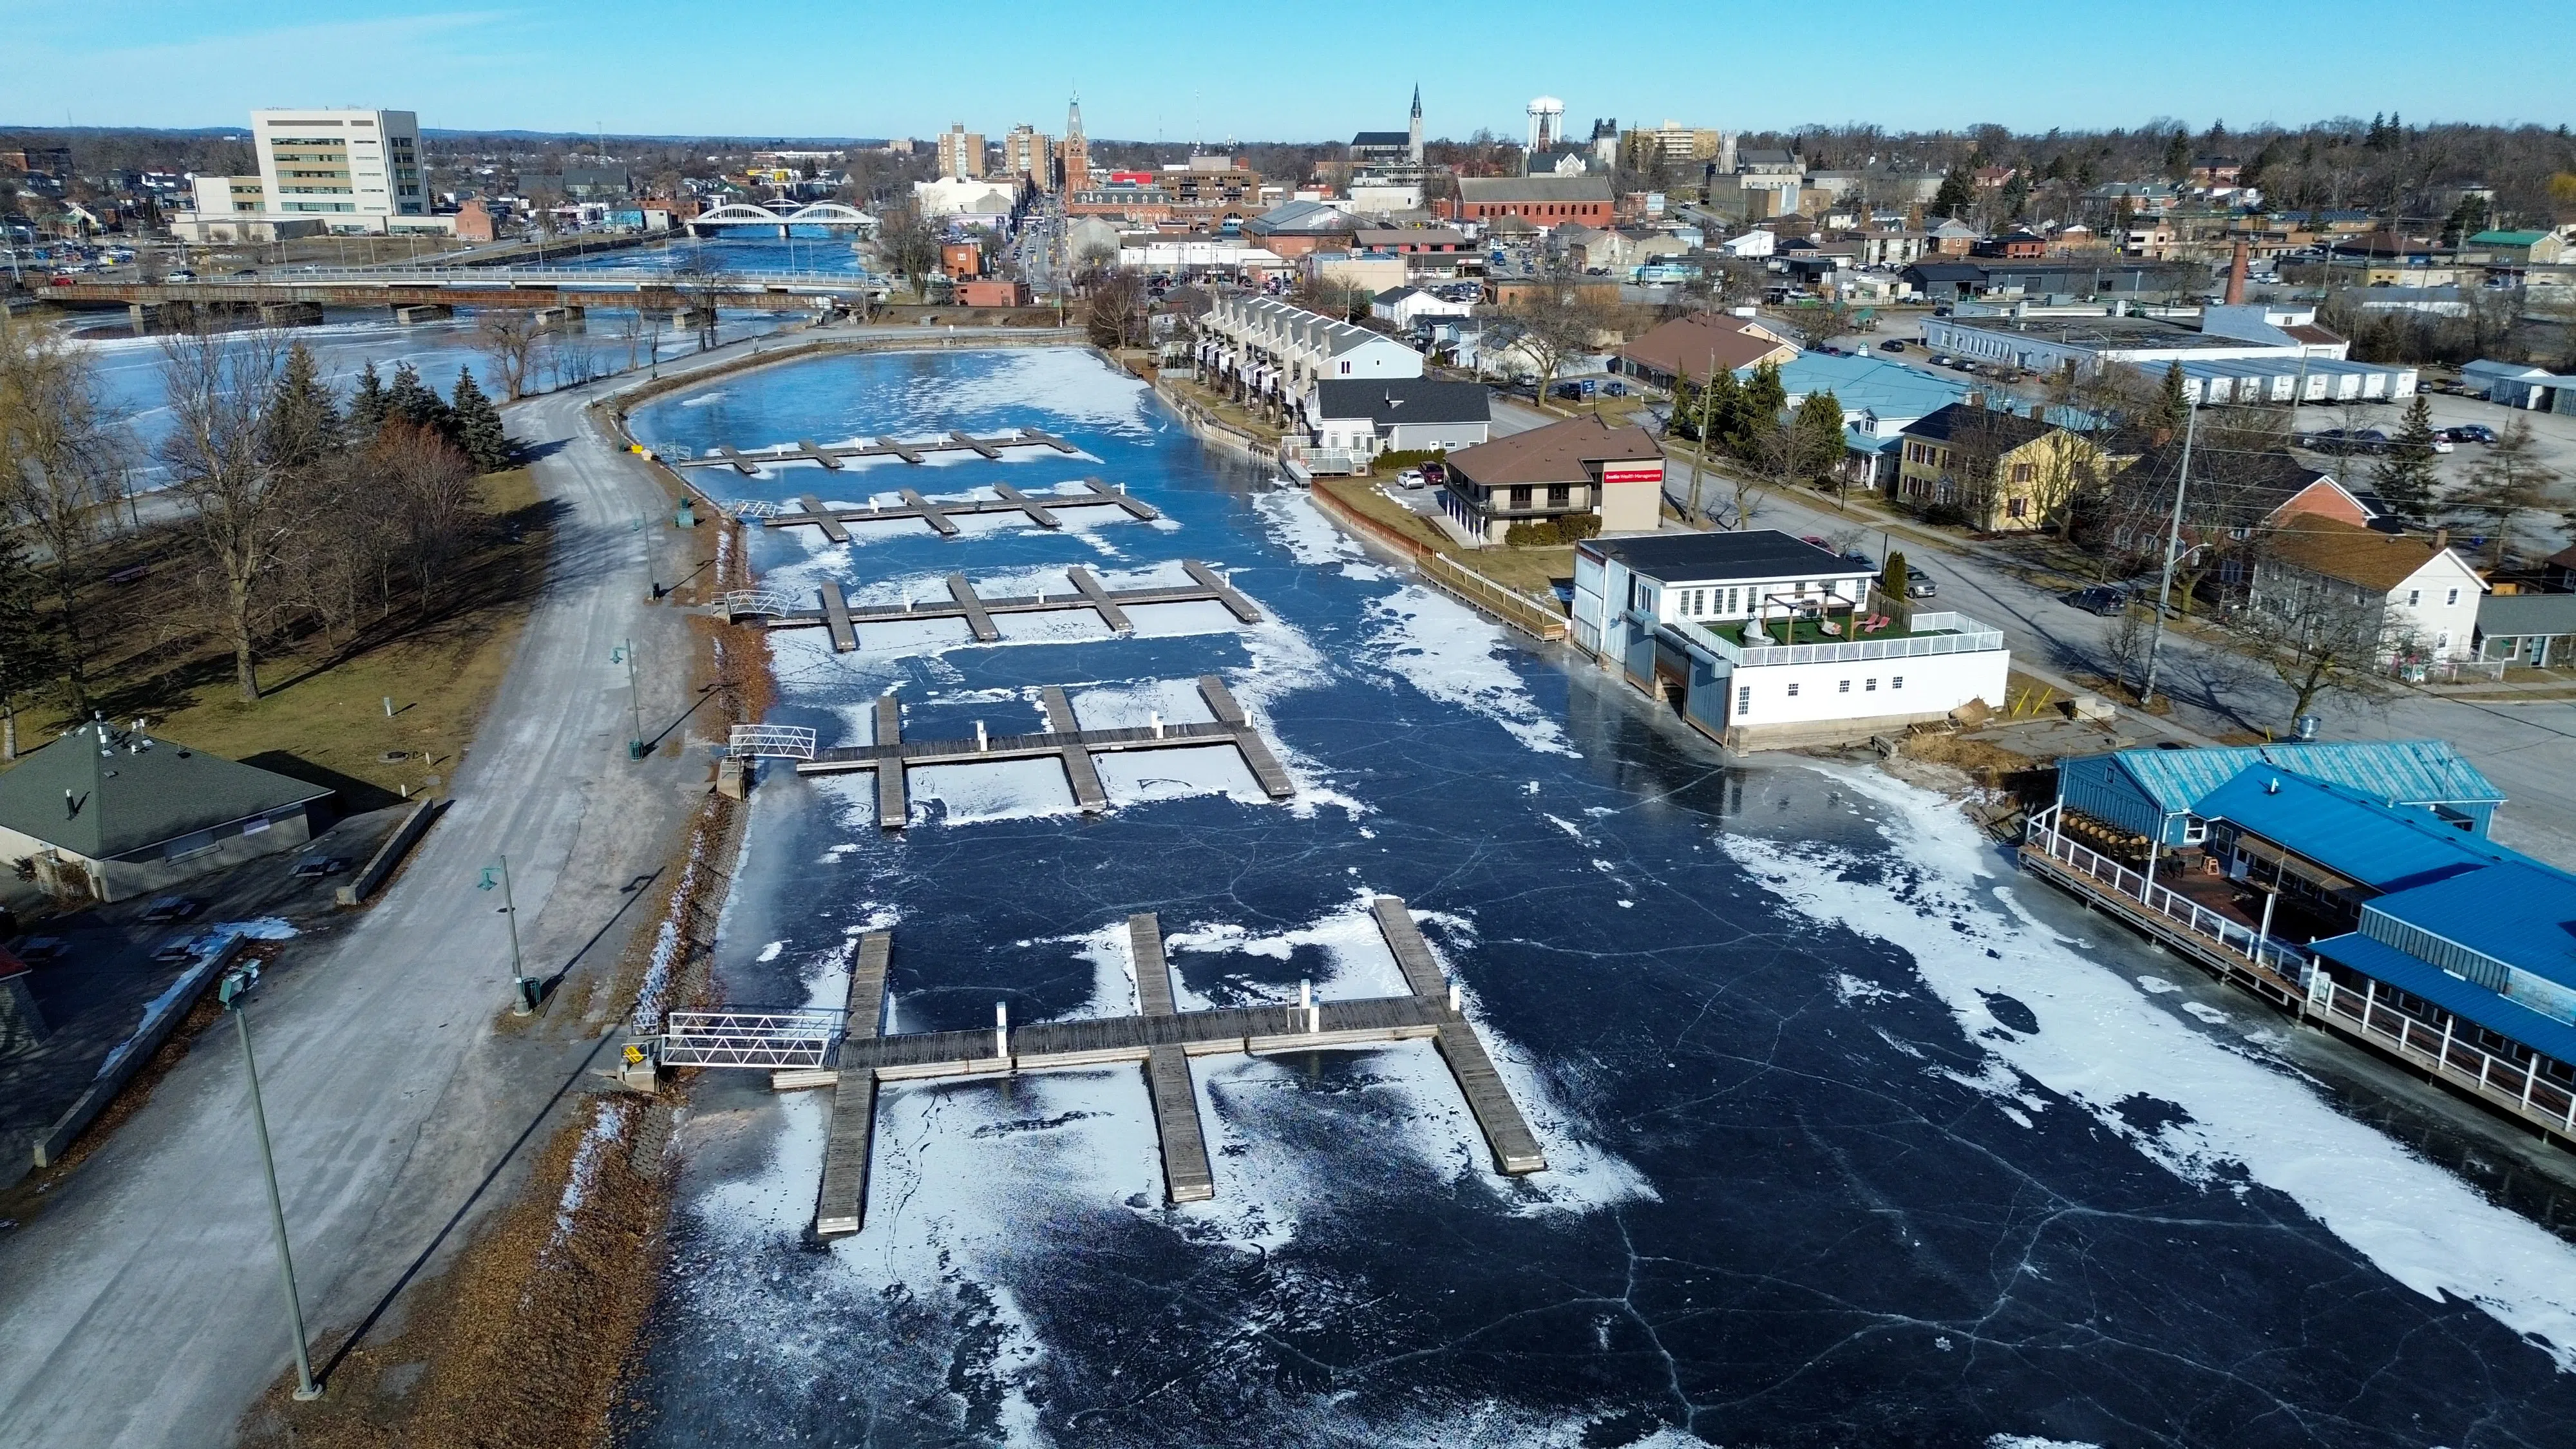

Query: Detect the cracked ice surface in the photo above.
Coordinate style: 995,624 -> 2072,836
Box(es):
621,346 -> 2576,1449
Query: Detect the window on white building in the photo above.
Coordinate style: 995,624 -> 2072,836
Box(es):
1737,686 -> 1750,714
1839,679 -> 1851,693
1786,681 -> 1801,697
2407,589 -> 2420,607
1891,676 -> 1904,690
2446,588 -> 2459,605
1865,678 -> 1878,691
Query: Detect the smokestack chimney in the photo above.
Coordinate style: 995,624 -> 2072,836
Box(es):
2224,240 -> 2249,307
2432,527 -> 2448,552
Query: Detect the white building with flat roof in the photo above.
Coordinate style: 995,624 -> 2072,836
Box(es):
173,107 -> 451,240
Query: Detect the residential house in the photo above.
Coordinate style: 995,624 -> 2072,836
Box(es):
1892,402 -> 2114,531
1612,311 -> 1797,392
0,723 -> 334,904
1370,285 -> 1473,328
2543,544 -> 2576,592
1196,295 -> 1423,420
1851,228 -> 1926,268
1304,378 -> 1492,459
1764,352 -> 1974,489
1441,414 -> 1663,544
2098,444 -> 2380,585
2251,518 -> 2487,663
2474,593 -> 2576,668
1571,531 -> 2011,749
1927,218 -> 1982,255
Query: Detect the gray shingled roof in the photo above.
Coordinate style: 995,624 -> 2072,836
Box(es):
0,723 -> 332,862
1311,379 -> 1492,426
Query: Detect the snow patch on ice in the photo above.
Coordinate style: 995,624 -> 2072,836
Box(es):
1359,586 -> 1575,757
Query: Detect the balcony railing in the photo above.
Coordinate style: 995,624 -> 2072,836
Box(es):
1696,609 -> 2007,667
2020,804 -> 2576,1142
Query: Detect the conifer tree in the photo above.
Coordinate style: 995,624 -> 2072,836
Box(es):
2369,393 -> 2441,522
1793,389 -> 1848,486
2155,361 -> 2189,439
385,361 -> 452,439
348,359 -> 389,435
263,343 -> 341,472
450,366 -> 511,473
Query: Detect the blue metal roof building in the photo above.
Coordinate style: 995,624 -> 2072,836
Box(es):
2054,741 -> 2503,847
2190,769 -> 2519,895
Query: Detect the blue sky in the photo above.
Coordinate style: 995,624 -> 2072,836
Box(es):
9,1 -> 2571,140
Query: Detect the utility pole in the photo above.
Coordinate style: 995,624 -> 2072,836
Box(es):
613,640 -> 645,759
2138,399 -> 2198,707
220,968 -> 324,1402
480,857 -> 538,1014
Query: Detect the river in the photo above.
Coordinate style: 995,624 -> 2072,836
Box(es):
612,345 -> 2576,1448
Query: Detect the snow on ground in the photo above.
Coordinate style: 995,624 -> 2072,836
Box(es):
1359,587 -> 1576,757
1721,761 -> 2576,1370
1248,489 -> 1385,581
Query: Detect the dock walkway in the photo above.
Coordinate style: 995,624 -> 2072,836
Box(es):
723,561 -> 1261,649
763,477 -> 1157,541
772,898 -> 1547,1239
679,427 -> 1080,473
797,675 -> 1295,823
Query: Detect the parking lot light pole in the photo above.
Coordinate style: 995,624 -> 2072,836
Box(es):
2139,399 -> 2199,708
480,857 -> 538,1014
613,641 -> 645,759
220,969 -> 324,1402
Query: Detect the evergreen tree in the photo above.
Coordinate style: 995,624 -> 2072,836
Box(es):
1929,163 -> 1975,219
450,366 -> 512,473
1793,389 -> 1847,484
262,343 -> 342,473
348,359 -> 388,435
385,361 -> 453,440
1877,550 -> 1909,616
2154,361 -> 2189,439
0,532 -> 59,762
2370,393 -> 2441,521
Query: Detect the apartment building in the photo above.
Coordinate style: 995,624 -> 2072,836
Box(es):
936,124 -> 986,180
1003,126 -> 1054,190
1195,294 -> 1423,420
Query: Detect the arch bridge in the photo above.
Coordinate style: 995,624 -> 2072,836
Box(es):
688,202 -> 878,237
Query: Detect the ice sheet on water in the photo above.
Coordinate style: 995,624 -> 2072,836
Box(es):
1092,744 -> 1267,808
992,609 -> 1115,647
1160,889 -> 1410,1005
906,757 -> 1080,826
1723,761 -> 2576,1370
1248,488 -> 1381,580
1124,598 -> 1241,638
1359,586 -> 1577,757
916,346 -> 1154,436
851,616 -> 977,655
1066,677 -> 1213,731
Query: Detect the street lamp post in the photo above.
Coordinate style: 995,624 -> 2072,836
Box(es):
613,640 -> 646,759
480,857 -> 538,1014
220,968 -> 324,1402
2138,399 -> 2200,708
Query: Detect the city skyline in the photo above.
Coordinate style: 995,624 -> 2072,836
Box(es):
8,0 -> 2575,140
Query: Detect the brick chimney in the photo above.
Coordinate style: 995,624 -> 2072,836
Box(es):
2432,527 -> 2448,552
2224,240 -> 2249,306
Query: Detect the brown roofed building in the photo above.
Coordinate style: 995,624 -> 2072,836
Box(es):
1613,312 -> 1798,391
1440,414 -> 1665,544
2251,517 -> 2488,662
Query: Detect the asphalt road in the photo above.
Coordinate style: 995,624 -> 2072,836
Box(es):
0,341 -> 759,1446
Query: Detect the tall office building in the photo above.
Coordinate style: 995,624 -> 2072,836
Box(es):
936,124 -> 985,180
251,108 -> 429,223
1003,125 -> 1054,191
1059,95 -> 1090,194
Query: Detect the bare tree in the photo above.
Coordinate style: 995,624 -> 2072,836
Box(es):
670,248 -> 731,350
2452,417 -> 2559,567
1488,262 -> 1612,402
1084,270 -> 1150,351
2233,560 -> 2408,723
475,310 -> 544,400
0,320 -> 131,708
875,199 -> 942,301
156,325 -> 308,701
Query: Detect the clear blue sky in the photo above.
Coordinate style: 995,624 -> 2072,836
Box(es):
10,0 -> 2571,140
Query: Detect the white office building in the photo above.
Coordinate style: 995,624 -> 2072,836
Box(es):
173,108 -> 453,240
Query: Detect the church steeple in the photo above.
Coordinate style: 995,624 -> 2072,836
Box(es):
1408,84 -> 1423,165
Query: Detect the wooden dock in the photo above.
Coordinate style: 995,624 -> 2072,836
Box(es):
761,478 -> 1159,542
779,900 -> 1547,1237
813,931 -> 893,1238
797,676 -> 1293,822
676,428 -> 1081,471
724,560 -> 1262,649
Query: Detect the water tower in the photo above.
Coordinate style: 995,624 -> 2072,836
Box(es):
1526,97 -> 1564,153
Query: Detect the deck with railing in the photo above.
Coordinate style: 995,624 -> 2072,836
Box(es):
2019,805 -> 2576,1144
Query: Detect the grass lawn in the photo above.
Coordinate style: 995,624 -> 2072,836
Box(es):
11,468 -> 552,812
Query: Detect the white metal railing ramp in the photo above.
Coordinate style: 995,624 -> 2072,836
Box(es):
728,724 -> 817,760
716,588 -> 804,619
659,1009 -> 844,1068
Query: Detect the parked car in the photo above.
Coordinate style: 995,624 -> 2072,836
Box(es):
2427,436 -> 2455,453
1395,469 -> 1425,488
140,896 -> 202,923
166,268 -> 196,281
1879,339 -> 1906,352
2302,428 -> 2391,455
2440,424 -> 2497,444
1904,566 -> 1938,598
2063,585 -> 2131,616
1419,461 -> 1448,486
1841,548 -> 1876,569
